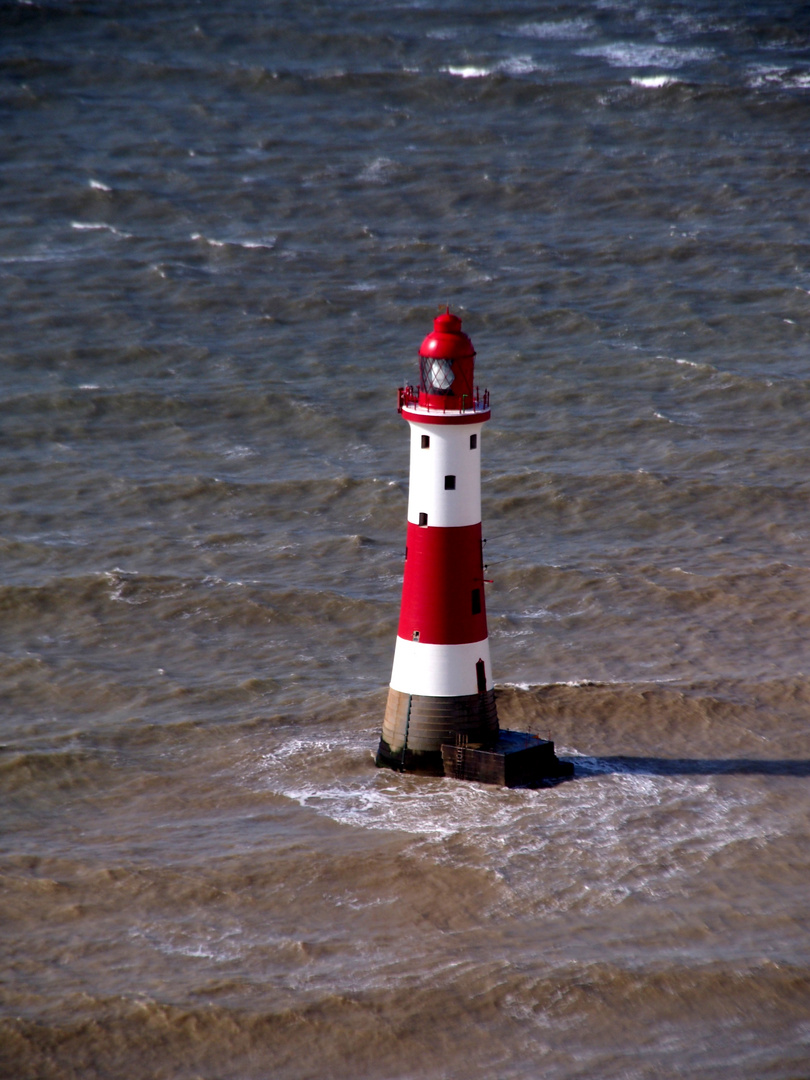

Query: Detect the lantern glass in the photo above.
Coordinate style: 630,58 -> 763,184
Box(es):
421,356 -> 454,393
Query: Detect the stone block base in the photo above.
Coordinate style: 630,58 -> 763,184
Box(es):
441,730 -> 574,787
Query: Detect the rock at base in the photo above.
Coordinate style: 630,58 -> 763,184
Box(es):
441,729 -> 574,787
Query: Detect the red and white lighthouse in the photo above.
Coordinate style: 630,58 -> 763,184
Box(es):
376,310 -> 499,774
376,311 -> 573,785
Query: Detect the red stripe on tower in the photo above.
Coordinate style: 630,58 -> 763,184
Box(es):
376,310 -> 499,774
398,522 -> 488,644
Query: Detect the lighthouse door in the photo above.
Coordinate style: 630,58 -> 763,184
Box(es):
476,659 -> 487,694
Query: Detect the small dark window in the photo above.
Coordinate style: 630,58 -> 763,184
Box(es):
471,588 -> 481,615
476,659 -> 487,693
418,512 -> 428,527
421,435 -> 430,449
444,475 -> 456,490
405,546 -> 408,560
412,630 -> 420,641
470,433 -> 477,450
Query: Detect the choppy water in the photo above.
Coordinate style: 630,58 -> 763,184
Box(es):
3,2 -> 810,1077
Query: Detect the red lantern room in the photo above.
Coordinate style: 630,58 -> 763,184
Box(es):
417,310 -> 476,410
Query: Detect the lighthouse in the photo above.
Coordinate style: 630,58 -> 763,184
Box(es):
376,310 -> 572,785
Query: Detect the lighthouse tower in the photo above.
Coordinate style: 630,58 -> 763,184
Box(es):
376,311 -> 573,785
376,310 -> 498,774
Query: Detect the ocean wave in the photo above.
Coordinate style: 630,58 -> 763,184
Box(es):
3,958 -> 808,1080
578,42 -> 715,70
440,64 -> 491,79
0,746 -> 110,793
748,66 -> 810,91
513,18 -> 593,41
71,221 -> 133,239
441,56 -> 547,79
191,232 -> 277,250
631,74 -> 680,89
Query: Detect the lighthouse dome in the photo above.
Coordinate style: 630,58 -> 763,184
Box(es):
418,310 -> 476,406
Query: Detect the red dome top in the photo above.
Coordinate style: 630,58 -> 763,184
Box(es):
419,311 -> 475,361
417,310 -> 476,407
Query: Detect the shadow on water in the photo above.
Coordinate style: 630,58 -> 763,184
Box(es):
568,756 -> 810,778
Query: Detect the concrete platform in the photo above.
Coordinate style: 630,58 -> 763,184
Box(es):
441,729 -> 574,787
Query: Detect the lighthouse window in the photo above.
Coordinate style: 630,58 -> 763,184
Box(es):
418,512 -> 428,527
421,435 -> 430,449
444,475 -> 456,490
421,355 -> 454,393
470,433 -> 477,450
471,588 -> 481,615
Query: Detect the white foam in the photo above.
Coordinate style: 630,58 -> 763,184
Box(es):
441,65 -> 491,79
499,679 -> 607,690
104,569 -> 144,605
675,357 -> 706,369
441,58 -> 545,79
222,444 -> 257,460
514,605 -> 591,621
128,924 -> 245,964
71,221 -> 132,238
357,157 -> 398,183
191,232 -> 276,250
89,179 -> 112,192
749,65 -> 810,91
515,18 -> 592,41
493,628 -> 533,641
631,74 -> 679,88
578,42 -> 713,70
497,56 -> 543,77
260,733 -> 507,841
255,729 -> 783,916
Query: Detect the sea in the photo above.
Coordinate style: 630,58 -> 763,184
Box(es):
2,1 -> 810,1077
